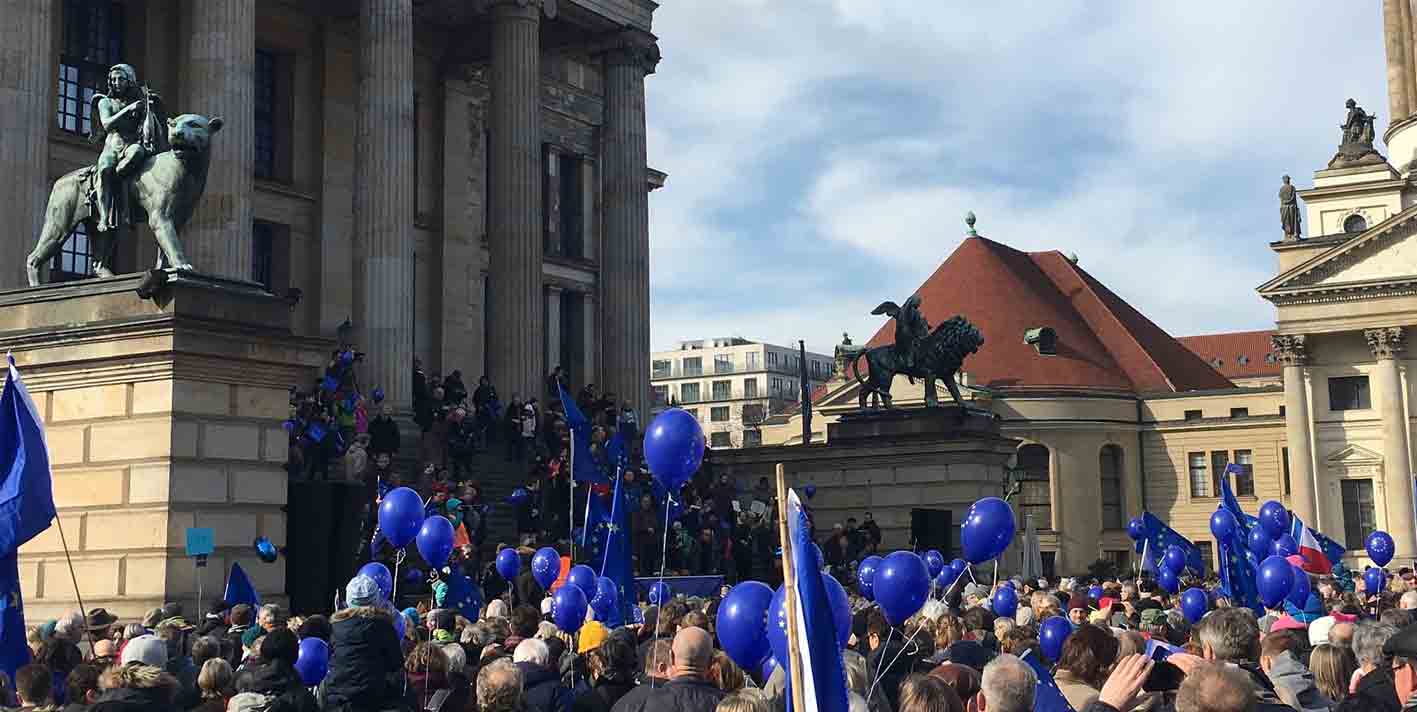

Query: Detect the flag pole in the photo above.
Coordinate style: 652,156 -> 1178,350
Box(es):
54,516 -> 87,631
775,463 -> 807,712
569,430 -> 576,562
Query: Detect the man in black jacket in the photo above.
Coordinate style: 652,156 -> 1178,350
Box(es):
232,629 -> 318,712
514,639 -> 572,712
323,576 -> 405,712
630,628 -> 723,712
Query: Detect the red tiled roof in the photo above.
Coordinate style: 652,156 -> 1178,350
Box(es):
863,236 -> 1234,393
1177,330 -> 1280,381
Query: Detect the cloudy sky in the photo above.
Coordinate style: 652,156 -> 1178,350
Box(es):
643,3 -> 1388,356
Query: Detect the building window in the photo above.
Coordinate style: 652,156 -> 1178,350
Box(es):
743,430 -> 762,447
1329,376 -> 1371,411
714,354 -> 733,374
710,431 -> 732,448
1188,452 -> 1209,498
558,153 -> 583,257
767,351 -> 779,367
1107,550 -> 1129,571
710,406 -> 730,422
254,49 -> 277,180
745,352 -> 760,370
771,377 -> 787,397
652,360 -> 672,379
1344,214 -> 1368,234
252,220 -> 275,290
1230,407 -> 1249,418
1184,409 -> 1203,421
1015,444 -> 1051,531
712,380 -> 731,401
1040,551 -> 1056,580
1210,451 -> 1229,499
1233,449 -> 1254,497
742,403 -> 765,424
58,0 -> 124,135
680,383 -> 700,403
1282,447 -> 1291,495
1195,541 -> 1214,574
48,222 -> 95,282
651,385 -> 668,406
1099,445 -> 1124,530
1341,479 -> 1376,549
744,379 -> 758,399
683,357 -> 702,377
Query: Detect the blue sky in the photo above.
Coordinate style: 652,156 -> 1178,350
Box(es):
644,3 -> 1388,356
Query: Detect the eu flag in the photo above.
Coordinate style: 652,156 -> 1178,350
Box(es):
1217,466 -> 1262,614
224,561 -> 261,607
0,358 -> 58,683
586,468 -> 632,627
1020,648 -> 1075,712
782,489 -> 848,712
1135,512 -> 1203,575
558,384 -> 606,485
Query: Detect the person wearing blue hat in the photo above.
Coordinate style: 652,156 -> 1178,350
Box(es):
324,575 -> 406,712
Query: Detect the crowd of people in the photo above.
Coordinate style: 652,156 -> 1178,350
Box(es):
21,551 -> 1417,712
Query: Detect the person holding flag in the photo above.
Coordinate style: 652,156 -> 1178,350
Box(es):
773,466 -> 848,712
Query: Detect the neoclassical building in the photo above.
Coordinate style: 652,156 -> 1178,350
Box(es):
0,0 -> 662,414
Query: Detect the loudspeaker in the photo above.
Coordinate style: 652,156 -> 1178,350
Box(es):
911,508 -> 952,555
285,481 -> 367,614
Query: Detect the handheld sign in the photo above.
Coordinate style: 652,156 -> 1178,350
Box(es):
185,527 -> 214,557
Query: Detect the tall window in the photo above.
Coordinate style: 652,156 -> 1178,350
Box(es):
767,351 -> 779,368
742,403 -> 765,424
771,377 -> 787,397
49,222 -> 95,282
710,431 -> 732,448
1188,452 -> 1208,498
1233,449 -> 1254,497
743,430 -> 762,447
710,406 -> 729,422
1341,479 -> 1376,549
651,360 -> 672,379
558,154 -> 583,257
1282,447 -> 1291,495
711,380 -> 731,400
680,383 -> 700,403
254,49 -> 277,180
683,357 -> 702,377
1099,445 -> 1124,530
714,354 -> 734,374
743,378 -> 758,398
1015,444 -> 1052,530
745,352 -> 760,370
1210,451 -> 1229,499
251,220 -> 275,290
58,0 -> 124,135
1329,376 -> 1371,411
651,385 -> 668,406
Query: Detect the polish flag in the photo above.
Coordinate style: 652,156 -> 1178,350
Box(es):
1290,515 -> 1333,574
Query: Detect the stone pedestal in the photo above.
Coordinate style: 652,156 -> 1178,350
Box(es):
716,406 -> 1021,564
0,272 -> 329,620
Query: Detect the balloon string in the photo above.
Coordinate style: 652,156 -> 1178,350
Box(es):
392,549 -> 406,604
869,623 -> 925,702
967,566 -> 977,584
865,625 -> 907,704
651,500 -> 672,689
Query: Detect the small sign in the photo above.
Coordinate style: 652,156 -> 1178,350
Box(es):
185,528 -> 214,557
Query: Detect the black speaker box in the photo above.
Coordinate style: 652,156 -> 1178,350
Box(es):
285,481 -> 367,614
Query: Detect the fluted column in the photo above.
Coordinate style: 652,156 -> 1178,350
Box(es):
487,0 -> 544,402
546,285 -> 561,372
1274,335 -> 1317,527
0,0 -> 53,288
355,0 -> 414,409
1390,0 -> 1414,123
184,1 -> 255,279
1368,327 -> 1417,564
599,31 -> 659,417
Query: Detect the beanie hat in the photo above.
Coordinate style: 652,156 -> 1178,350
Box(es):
241,625 -> 263,651
346,574 -> 380,608
578,621 -> 608,653
121,634 -> 167,667
434,629 -> 455,643
261,628 -> 299,665
1309,616 -> 1337,646
433,580 -> 449,607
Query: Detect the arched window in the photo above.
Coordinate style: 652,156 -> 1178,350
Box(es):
1015,444 -> 1051,531
1100,445 -> 1124,530
1344,214 -> 1368,234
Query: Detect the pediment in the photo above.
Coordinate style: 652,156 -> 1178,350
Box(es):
1325,443 -> 1383,465
1259,204 -> 1417,298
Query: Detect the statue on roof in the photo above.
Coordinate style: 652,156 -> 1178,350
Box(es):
847,296 -> 983,410
1279,175 -> 1301,241
1329,98 -> 1385,169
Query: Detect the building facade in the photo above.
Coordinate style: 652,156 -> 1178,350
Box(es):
651,338 -> 834,448
0,0 -> 663,415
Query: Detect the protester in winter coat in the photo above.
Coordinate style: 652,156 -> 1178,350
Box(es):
514,639 -> 573,712
404,642 -> 471,712
634,629 -> 724,712
323,575 -> 406,712
574,638 -> 636,712
89,657 -> 181,712
1260,630 -> 1331,712
231,629 -> 318,712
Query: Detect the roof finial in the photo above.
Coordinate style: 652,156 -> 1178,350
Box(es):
965,211 -> 977,237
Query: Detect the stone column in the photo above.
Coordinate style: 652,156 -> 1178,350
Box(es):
545,285 -> 561,372
354,0 -> 415,409
0,0 -> 53,288
599,31 -> 659,417
582,291 -> 597,390
1368,327 -> 1417,563
184,1 -> 255,280
487,0 -> 544,402
1273,335 -> 1318,527
1390,0 -> 1413,123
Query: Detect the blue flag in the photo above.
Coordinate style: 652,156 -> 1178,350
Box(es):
442,571 -> 483,622
1135,512 -> 1204,575
224,561 -> 261,607
1217,467 -> 1263,614
1020,648 -> 1075,712
783,489 -> 849,712
558,384 -> 606,485
587,467 -> 632,627
0,358 -> 57,683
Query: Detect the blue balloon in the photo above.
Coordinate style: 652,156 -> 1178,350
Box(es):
648,581 -> 673,605
1157,567 -> 1179,594
823,574 -> 851,649
1210,509 -> 1238,541
1127,517 -> 1146,541
875,551 -> 930,625
923,550 -> 946,579
1248,528 -> 1272,558
553,584 -> 589,633
1365,567 -> 1387,595
295,637 -> 329,686
960,497 -> 1016,564
1088,585 -> 1104,600
1259,500 -> 1291,539
416,515 -> 455,569
1257,555 -> 1295,608
508,488 -> 530,505
950,558 -> 967,579
643,408 -> 706,492
1180,588 -> 1208,623
761,657 -> 778,682
1163,545 -> 1187,574
358,562 -> 393,601
404,567 -> 424,583
804,484 -> 817,499
591,576 -> 619,619
1368,530 -> 1396,567
993,585 -> 1018,618
857,555 -> 883,601
717,581 -> 775,670
531,547 -> 560,590
767,574 -> 852,664
1272,534 -> 1298,559
1288,564 -> 1311,608
1040,617 -> 1072,661
371,387 -> 385,403
496,548 -> 520,581
567,565 -> 597,597
254,536 -> 278,564
378,487 -> 424,548
391,609 -> 405,639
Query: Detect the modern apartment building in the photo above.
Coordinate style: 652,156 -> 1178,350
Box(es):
650,338 -> 834,448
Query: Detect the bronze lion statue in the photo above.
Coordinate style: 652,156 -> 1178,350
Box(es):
847,315 -> 984,409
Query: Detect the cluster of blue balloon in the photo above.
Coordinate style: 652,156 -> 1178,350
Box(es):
644,407 -> 707,494
492,546 -> 622,633
716,545 -> 851,674
1365,530 -> 1396,594
377,487 -> 459,572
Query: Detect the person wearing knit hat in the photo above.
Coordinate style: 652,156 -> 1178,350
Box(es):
346,574 -> 381,608
1308,616 -> 1337,646
141,607 -> 165,629
120,633 -> 167,667
578,620 -> 609,653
